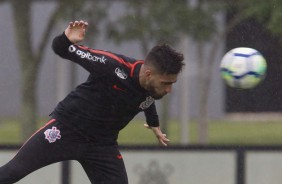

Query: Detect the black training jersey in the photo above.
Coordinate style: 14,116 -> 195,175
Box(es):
51,33 -> 159,142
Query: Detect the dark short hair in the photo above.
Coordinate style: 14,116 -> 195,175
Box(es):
145,43 -> 185,75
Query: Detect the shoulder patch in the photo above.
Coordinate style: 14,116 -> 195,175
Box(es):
139,96 -> 155,110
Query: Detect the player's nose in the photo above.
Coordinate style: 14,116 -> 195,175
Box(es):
165,85 -> 172,93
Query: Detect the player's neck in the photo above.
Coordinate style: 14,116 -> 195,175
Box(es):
139,64 -> 147,90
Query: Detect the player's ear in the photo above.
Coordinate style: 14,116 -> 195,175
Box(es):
145,69 -> 152,77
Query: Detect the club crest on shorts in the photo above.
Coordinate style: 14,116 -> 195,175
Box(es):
44,126 -> 61,143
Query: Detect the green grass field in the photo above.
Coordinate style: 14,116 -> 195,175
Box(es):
1,117 -> 282,145
119,119 -> 282,145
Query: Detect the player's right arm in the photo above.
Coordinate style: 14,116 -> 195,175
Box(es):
64,20 -> 88,44
52,20 -> 110,74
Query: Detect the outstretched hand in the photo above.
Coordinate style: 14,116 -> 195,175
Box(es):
65,20 -> 88,44
144,124 -> 170,146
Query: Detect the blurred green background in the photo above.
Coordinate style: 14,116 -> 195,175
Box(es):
1,0 -> 282,145
1,117 -> 282,145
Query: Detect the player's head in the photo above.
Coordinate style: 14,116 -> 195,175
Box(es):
141,43 -> 185,99
145,43 -> 185,75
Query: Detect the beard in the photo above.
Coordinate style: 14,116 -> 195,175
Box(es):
147,87 -> 166,100
150,92 -> 165,100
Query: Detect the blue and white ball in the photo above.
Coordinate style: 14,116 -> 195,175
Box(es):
220,47 -> 267,89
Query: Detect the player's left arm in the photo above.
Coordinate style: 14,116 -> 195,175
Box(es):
144,103 -> 170,146
144,124 -> 170,146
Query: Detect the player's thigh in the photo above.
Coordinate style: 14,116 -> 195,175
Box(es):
0,119 -> 85,177
79,145 -> 128,184
14,119 -> 81,164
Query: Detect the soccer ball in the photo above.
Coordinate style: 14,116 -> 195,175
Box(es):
220,47 -> 267,89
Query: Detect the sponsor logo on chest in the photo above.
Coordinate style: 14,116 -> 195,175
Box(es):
115,67 -> 128,79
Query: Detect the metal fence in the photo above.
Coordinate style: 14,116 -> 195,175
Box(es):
1,145 -> 282,184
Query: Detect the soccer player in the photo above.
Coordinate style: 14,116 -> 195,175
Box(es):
0,20 -> 184,184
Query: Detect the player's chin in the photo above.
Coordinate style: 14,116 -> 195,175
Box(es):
151,93 -> 166,100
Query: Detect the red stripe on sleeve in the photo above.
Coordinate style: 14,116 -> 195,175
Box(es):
77,45 -> 143,77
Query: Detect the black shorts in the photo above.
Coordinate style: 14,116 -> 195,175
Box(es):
0,119 -> 128,184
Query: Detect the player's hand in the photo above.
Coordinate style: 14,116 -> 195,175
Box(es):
144,124 -> 170,146
65,20 -> 88,44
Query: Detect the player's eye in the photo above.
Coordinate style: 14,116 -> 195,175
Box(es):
161,81 -> 173,85
161,82 -> 173,87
